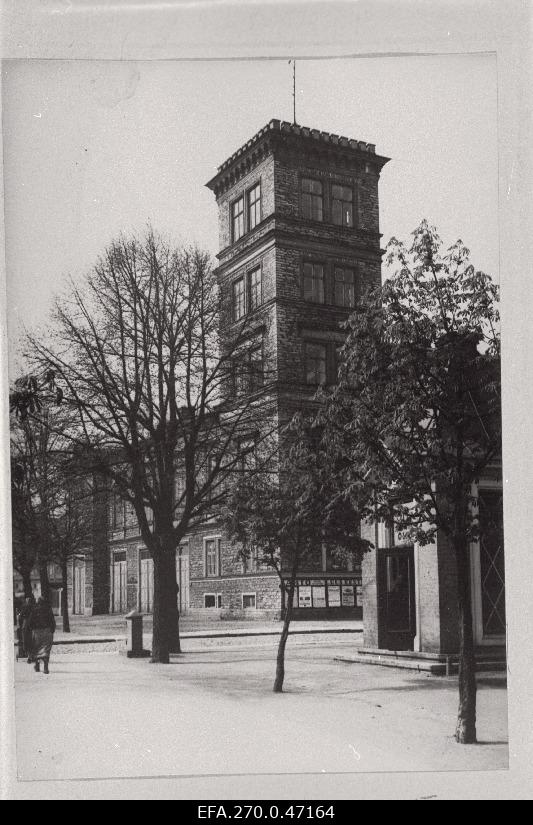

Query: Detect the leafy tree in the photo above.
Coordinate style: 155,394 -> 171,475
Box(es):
224,416 -> 367,693
10,410 -> 60,605
29,229 -> 272,663
10,404 -> 91,631
320,220 -> 501,743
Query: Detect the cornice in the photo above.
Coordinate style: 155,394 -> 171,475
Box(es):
206,118 -> 390,198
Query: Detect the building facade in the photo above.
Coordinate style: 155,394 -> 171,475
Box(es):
360,465 -> 505,654
63,118 -> 390,620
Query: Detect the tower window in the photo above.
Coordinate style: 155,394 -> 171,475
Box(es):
248,266 -> 262,311
305,342 -> 327,385
247,183 -> 261,231
232,196 -> 245,241
233,343 -> 264,396
233,277 -> 245,321
332,184 -> 354,227
303,262 -> 325,304
248,344 -> 264,391
301,178 -> 323,221
334,266 -> 356,308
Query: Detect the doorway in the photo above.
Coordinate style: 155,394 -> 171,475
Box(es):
112,551 -> 127,614
378,546 -> 416,650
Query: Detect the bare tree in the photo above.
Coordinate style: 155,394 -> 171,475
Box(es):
29,229 -> 273,663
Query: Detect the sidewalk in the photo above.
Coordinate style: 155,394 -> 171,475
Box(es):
48,614 -> 363,646
14,643 -> 508,782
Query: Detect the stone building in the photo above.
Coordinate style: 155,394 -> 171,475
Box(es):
63,118 -> 390,620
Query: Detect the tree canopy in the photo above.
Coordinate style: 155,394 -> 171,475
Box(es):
320,220 -> 501,744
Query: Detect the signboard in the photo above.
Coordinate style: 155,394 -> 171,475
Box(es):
341,585 -> 355,607
298,586 -> 312,608
312,586 -> 326,608
328,586 -> 341,607
283,576 -> 362,609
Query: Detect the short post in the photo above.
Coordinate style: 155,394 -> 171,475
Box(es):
125,611 -> 151,658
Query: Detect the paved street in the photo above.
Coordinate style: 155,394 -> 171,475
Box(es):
15,633 -> 508,781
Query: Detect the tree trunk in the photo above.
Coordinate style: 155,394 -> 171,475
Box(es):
151,546 -> 179,663
454,536 -> 477,744
22,567 -> 33,599
38,555 -> 51,603
61,558 -> 70,633
274,584 -> 295,693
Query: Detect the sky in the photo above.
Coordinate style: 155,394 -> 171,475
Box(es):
2,54 -> 498,375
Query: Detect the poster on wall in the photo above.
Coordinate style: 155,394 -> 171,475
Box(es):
328,585 -> 341,607
312,585 -> 326,608
341,585 -> 355,607
298,586 -> 312,608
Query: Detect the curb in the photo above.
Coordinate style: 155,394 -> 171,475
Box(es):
17,625 -> 363,647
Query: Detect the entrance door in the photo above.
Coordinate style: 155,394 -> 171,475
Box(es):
139,549 -> 154,613
378,546 -> 416,651
73,559 -> 86,615
177,544 -> 190,615
478,489 -> 505,638
112,552 -> 128,614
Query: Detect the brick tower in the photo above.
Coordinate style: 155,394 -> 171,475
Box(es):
199,119 -> 390,618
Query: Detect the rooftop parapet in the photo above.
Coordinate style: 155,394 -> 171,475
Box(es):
206,118 -> 389,194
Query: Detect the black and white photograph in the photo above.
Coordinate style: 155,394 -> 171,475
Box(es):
0,0 -> 531,803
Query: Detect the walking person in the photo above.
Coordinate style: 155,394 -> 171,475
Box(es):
17,595 -> 36,663
28,596 -> 56,674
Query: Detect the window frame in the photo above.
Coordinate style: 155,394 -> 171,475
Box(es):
232,276 -> 246,322
231,195 -> 245,242
334,265 -> 357,308
331,183 -> 354,228
204,535 -> 221,578
247,265 -> 262,312
242,593 -> 257,610
302,261 -> 326,304
305,341 -> 328,386
301,176 -> 324,222
247,182 -> 261,231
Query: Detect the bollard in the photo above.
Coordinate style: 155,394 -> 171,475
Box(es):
125,611 -> 151,658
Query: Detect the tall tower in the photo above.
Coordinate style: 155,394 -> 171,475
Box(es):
200,119 -> 390,617
207,119 -> 389,416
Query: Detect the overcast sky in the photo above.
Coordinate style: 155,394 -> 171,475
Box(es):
2,54 -> 498,375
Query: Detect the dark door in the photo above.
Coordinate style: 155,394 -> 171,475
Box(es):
378,546 -> 416,651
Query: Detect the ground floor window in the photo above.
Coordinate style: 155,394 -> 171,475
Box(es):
73,558 -> 86,615
242,593 -> 256,609
204,593 -> 222,608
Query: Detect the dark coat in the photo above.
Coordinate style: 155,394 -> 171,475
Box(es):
28,602 -> 56,633
17,600 -> 35,628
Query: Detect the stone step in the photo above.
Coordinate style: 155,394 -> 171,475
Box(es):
335,652 -> 507,675
357,646 -> 506,664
